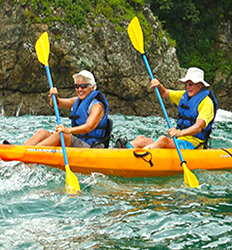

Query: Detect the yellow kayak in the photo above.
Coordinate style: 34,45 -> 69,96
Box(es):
0,144 -> 232,177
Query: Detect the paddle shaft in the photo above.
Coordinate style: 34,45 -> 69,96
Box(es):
45,66 -> 69,167
142,54 -> 185,164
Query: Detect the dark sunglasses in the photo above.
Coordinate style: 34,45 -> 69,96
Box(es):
74,83 -> 90,89
185,82 -> 195,87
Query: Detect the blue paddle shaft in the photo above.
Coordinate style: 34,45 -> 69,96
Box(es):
45,66 -> 69,166
142,54 -> 185,163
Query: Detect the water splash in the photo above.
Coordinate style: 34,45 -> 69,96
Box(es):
16,101 -> 23,117
0,104 -> 4,117
215,108 -> 232,122
0,114 -> 231,249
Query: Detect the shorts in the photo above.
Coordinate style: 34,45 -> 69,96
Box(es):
71,135 -> 91,148
153,138 -> 195,149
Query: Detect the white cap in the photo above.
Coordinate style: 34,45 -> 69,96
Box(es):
72,70 -> 97,90
179,67 -> 210,87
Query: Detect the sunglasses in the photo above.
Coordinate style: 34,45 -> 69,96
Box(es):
185,82 -> 195,87
74,83 -> 90,89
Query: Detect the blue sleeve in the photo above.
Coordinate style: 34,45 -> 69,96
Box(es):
87,99 -> 105,114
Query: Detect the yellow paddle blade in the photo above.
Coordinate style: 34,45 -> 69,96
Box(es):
35,32 -> 50,66
183,163 -> 199,188
65,165 -> 81,193
127,16 -> 145,54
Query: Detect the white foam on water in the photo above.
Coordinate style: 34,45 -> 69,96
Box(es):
215,108 -> 232,122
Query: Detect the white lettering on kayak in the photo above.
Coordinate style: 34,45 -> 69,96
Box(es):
27,148 -> 62,153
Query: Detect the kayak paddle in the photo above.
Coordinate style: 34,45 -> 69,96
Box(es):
127,17 -> 199,188
35,32 -> 80,193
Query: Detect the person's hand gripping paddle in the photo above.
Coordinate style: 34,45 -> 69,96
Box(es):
127,17 -> 199,188
35,32 -> 80,193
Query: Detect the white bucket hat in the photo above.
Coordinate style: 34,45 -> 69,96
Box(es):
72,70 -> 97,90
179,67 -> 210,87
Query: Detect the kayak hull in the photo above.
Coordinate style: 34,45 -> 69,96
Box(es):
0,144 -> 232,178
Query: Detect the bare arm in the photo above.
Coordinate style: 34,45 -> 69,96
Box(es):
168,118 -> 206,138
49,87 -> 77,109
56,103 -> 104,135
150,78 -> 170,98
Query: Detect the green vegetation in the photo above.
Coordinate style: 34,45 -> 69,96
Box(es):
18,0 -> 90,27
16,0 -> 157,47
146,0 -> 232,83
18,0 -> 174,49
18,0 -> 145,29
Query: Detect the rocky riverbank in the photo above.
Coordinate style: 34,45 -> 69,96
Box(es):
0,0 -> 231,118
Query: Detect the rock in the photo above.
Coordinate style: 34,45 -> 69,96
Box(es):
1,1 -> 230,118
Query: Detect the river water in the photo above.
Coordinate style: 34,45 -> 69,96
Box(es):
0,110 -> 232,249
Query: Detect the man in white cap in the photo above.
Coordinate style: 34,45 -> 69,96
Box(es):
125,67 -> 218,149
23,70 -> 110,148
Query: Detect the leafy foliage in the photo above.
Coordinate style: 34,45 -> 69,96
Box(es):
18,0 -> 157,46
20,0 -> 146,29
21,0 -> 90,28
146,0 -> 232,83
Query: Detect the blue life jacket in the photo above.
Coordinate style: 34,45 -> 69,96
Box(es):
70,90 -> 109,146
176,89 -> 218,145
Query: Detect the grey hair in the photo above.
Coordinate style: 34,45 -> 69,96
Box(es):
73,75 -> 97,90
